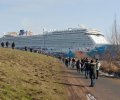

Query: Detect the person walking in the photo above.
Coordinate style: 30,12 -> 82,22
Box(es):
81,58 -> 85,73
84,58 -> 90,79
65,58 -> 69,67
96,59 -> 101,79
62,57 -> 65,63
1,42 -> 4,48
68,57 -> 71,66
76,59 -> 80,73
89,59 -> 96,87
25,46 -> 27,51
6,41 -> 9,48
71,58 -> 75,68
30,48 -> 33,52
11,42 -> 15,49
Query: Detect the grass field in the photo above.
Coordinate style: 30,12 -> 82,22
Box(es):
0,48 -> 67,100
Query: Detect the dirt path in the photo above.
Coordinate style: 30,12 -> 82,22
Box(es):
61,65 -> 120,100
61,66 -> 93,100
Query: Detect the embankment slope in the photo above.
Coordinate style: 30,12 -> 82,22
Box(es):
0,48 -> 67,100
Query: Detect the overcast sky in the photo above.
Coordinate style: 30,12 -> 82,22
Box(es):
0,0 -> 120,37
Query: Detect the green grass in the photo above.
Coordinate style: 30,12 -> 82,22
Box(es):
0,48 -> 67,100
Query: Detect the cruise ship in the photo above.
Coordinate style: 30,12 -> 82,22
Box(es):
0,27 -> 109,53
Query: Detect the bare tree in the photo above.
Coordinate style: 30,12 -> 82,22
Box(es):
100,15 -> 120,74
105,15 -> 120,65
113,16 -> 120,60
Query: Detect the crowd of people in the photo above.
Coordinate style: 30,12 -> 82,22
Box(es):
0,42 -> 39,53
61,57 -> 101,87
1,41 -> 15,49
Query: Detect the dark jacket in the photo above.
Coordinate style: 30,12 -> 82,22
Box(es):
84,61 -> 90,70
76,60 -> 80,68
89,63 -> 96,78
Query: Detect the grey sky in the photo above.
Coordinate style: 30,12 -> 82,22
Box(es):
0,0 -> 120,37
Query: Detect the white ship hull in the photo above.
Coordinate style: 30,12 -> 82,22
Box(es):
0,28 -> 109,53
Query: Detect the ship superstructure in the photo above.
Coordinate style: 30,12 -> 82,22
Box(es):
0,27 -> 109,52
